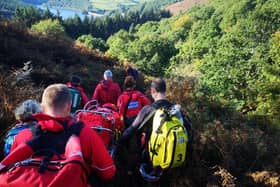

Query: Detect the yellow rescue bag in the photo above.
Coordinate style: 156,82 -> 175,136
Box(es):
148,105 -> 188,169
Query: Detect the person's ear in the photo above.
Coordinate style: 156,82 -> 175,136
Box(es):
65,102 -> 71,114
41,104 -> 46,113
150,87 -> 156,94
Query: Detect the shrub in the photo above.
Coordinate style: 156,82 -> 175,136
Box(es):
76,34 -> 108,52
30,19 -> 66,38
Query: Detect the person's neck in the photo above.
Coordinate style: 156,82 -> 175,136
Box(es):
105,78 -> 112,82
126,88 -> 134,91
154,93 -> 166,101
44,109 -> 69,118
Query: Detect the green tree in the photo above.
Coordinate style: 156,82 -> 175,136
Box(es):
250,31 -> 280,124
127,33 -> 176,76
14,6 -> 42,27
105,0 -> 280,119
42,8 -> 54,20
77,34 -> 108,52
106,29 -> 133,60
30,19 -> 66,38
269,31 -> 280,64
166,0 -> 280,115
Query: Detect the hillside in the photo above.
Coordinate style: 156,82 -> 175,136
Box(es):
104,0 -> 280,185
165,0 -> 209,15
0,18 -> 127,131
106,0 -> 280,124
1,0 -> 280,185
0,15 -> 280,187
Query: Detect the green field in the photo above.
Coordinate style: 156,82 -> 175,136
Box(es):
44,0 -> 91,10
90,0 -> 140,10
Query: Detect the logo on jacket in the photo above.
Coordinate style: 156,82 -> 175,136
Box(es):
127,101 -> 139,109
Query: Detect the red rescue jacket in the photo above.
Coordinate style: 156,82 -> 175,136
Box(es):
7,113 -> 116,181
92,80 -> 121,105
0,131 -> 89,187
117,90 -> 151,120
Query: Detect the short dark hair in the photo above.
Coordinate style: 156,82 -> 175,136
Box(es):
124,76 -> 136,89
151,78 -> 166,93
70,75 -> 81,86
71,75 -> 81,84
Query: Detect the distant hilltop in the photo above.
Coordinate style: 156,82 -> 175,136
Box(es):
165,0 -> 209,15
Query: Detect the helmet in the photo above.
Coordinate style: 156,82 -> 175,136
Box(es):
139,163 -> 163,182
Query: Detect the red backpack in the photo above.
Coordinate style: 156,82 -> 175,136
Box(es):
121,91 -> 151,128
123,91 -> 145,118
0,122 -> 89,187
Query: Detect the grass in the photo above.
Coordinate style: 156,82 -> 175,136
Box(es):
45,0 -> 91,10
89,0 -> 139,10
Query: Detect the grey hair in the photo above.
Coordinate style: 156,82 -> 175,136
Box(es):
14,99 -> 41,122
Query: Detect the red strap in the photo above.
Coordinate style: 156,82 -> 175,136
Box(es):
124,92 -> 132,117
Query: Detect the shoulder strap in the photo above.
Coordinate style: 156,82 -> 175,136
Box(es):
0,122 -> 84,174
28,121 -> 84,156
155,109 -> 170,133
68,86 -> 81,93
137,108 -> 156,130
124,92 -> 132,116
28,121 -> 84,173
152,100 -> 173,110
137,101 -> 166,130
67,121 -> 84,136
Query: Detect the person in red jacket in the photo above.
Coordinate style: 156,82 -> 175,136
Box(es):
92,70 -> 121,106
117,76 -> 151,128
1,84 -> 115,185
67,75 -> 89,112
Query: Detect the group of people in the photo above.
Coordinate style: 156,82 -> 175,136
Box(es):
0,66 -> 191,186
67,68 -> 150,126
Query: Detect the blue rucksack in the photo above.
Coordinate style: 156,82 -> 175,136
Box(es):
68,87 -> 82,113
3,122 -> 36,156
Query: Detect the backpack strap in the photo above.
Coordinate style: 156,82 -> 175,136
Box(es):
137,100 -> 173,131
152,100 -> 173,110
68,86 -> 82,96
154,111 -> 167,134
123,92 -> 132,118
145,103 -> 173,133
68,87 -> 82,112
28,121 -> 84,152
137,107 -> 156,130
26,121 -> 84,173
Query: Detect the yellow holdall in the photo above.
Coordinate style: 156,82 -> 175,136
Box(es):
148,106 -> 188,169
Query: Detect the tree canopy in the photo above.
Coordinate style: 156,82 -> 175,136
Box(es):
30,18 -> 66,38
106,0 -> 280,124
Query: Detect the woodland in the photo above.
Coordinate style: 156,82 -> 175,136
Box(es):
0,0 -> 279,186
